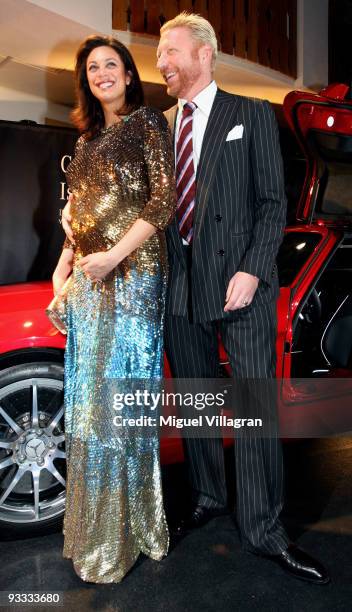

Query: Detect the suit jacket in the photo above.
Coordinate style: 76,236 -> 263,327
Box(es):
164,89 -> 287,323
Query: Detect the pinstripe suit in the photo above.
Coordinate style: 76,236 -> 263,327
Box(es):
164,89 -> 289,554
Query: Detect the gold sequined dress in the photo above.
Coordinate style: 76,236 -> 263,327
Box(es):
62,107 -> 175,583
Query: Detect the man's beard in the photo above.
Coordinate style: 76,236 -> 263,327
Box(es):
167,57 -> 201,98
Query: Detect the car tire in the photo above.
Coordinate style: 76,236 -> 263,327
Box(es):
0,362 -> 66,538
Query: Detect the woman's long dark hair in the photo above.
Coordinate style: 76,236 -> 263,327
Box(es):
71,35 -> 144,139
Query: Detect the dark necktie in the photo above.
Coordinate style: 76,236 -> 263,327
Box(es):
176,102 -> 197,243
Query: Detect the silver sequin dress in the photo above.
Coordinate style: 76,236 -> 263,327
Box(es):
62,107 -> 176,583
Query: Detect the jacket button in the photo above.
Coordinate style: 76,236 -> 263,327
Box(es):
217,249 -> 225,256
215,214 -> 222,222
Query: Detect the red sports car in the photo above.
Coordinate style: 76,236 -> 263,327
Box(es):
0,84 -> 351,536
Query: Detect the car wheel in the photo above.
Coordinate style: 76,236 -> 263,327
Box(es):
0,362 -> 66,537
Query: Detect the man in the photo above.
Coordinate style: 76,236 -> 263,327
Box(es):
62,12 -> 329,584
156,12 -> 329,585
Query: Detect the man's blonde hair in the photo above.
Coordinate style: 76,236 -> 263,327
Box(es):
160,12 -> 218,70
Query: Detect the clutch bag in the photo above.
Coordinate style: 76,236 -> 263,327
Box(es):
46,276 -> 72,335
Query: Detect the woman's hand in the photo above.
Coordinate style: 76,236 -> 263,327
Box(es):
52,248 -> 74,295
79,251 -> 116,281
79,219 -> 157,282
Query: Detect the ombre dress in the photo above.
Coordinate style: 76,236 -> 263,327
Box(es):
62,107 -> 176,583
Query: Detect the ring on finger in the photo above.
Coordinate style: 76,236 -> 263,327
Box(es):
242,299 -> 249,306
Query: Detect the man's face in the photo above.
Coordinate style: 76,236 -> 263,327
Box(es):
156,27 -> 205,99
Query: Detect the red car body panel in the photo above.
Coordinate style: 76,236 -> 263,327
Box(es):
0,282 -> 65,354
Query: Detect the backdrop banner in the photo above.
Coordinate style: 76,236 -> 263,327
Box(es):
0,120 -> 77,285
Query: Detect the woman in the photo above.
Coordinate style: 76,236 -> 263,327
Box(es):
51,35 -> 176,583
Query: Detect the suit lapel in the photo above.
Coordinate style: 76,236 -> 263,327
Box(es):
194,90 -> 240,238
167,216 -> 185,265
164,105 -> 178,142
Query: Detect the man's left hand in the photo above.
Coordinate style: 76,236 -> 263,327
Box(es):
79,251 -> 116,281
224,271 -> 259,311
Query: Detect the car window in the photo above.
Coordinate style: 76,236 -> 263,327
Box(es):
307,131 -> 352,218
277,232 -> 322,286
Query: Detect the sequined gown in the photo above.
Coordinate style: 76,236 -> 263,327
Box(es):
62,107 -> 176,583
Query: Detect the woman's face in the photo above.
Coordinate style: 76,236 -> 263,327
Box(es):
86,45 -> 131,108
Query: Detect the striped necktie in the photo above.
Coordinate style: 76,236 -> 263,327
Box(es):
176,101 -> 197,244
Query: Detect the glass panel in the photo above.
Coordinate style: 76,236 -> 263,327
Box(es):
277,232 -> 322,287
307,131 -> 352,218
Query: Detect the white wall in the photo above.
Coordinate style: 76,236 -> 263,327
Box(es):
0,86 -> 71,125
29,0 -> 112,33
297,0 -> 329,90
0,0 -> 328,123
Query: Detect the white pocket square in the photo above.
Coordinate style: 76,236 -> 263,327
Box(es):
226,124 -> 244,141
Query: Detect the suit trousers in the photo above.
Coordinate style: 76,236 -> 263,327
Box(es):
165,295 -> 289,554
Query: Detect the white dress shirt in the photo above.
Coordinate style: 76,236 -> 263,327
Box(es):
175,80 -> 217,172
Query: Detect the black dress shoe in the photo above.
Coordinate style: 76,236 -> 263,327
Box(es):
172,505 -> 228,537
260,545 -> 330,584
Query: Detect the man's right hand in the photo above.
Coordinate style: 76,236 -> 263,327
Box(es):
62,193 -> 75,244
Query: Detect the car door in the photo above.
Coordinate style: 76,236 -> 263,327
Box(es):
277,85 -> 352,437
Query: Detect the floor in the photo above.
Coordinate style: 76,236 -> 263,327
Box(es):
0,437 -> 351,612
